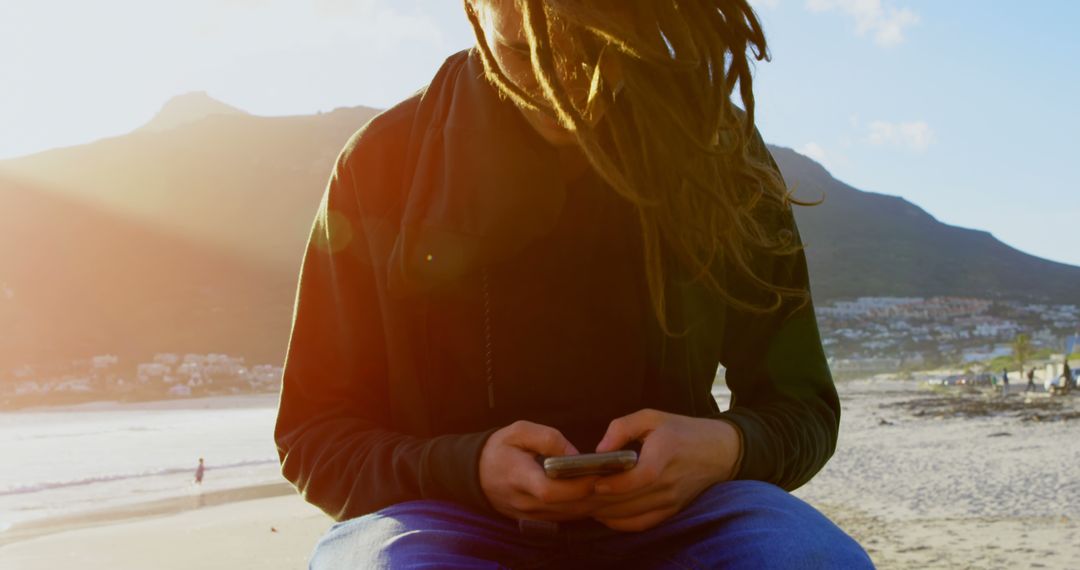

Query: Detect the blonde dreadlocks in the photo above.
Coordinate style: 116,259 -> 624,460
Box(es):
465,0 -> 817,336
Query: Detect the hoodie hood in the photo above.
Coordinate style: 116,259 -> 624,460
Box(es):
386,47 -> 569,298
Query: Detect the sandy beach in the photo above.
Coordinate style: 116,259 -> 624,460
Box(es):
1,489 -> 330,570
795,378 -> 1080,569
2,379 -> 1078,569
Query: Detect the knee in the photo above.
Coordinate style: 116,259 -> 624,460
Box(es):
691,481 -> 876,568
307,502 -> 442,569
745,528 -> 875,569
307,500 -> 506,570
308,511 -> 401,569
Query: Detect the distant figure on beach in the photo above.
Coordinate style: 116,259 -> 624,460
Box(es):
1062,362 -> 1073,393
1025,368 -> 1037,392
194,457 -> 205,485
1001,368 -> 1010,396
274,1 -> 872,567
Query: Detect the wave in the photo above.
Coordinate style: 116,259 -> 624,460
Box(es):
0,459 -> 278,497
11,426 -> 164,440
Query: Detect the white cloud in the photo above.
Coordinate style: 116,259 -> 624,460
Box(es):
805,0 -> 919,46
798,142 -> 829,165
867,120 -> 935,152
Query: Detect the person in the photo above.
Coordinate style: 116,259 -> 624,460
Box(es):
1061,362 -> 1072,393
274,0 -> 873,567
1026,367 -> 1037,393
1001,367 -> 1009,396
194,457 -> 205,485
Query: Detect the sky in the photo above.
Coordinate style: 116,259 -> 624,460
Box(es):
2,0 -> 1078,266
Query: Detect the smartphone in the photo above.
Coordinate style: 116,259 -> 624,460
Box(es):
541,450 -> 638,479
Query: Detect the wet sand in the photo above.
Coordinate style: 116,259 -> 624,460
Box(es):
0,482 -> 297,547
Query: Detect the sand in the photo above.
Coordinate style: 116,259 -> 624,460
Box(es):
1,491 -> 331,570
793,378 -> 1080,569
3,379 -> 1078,569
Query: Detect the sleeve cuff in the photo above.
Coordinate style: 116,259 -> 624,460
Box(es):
421,428 -> 502,516
714,409 -> 771,484
714,417 -> 745,481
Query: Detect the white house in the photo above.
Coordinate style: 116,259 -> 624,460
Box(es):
168,384 -> 192,397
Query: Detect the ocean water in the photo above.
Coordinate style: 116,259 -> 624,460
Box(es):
0,395 -> 284,534
0,385 -> 734,536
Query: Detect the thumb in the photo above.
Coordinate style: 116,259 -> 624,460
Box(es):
596,409 -> 657,453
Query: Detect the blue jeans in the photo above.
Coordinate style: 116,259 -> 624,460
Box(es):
308,480 -> 874,569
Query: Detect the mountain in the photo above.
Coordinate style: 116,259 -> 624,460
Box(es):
1,97 -> 383,271
0,178 -> 290,369
0,94 -> 382,370
1,93 -> 1077,371
767,146 -> 1080,304
138,91 -> 250,133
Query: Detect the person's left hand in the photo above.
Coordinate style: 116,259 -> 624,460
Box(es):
588,409 -> 742,532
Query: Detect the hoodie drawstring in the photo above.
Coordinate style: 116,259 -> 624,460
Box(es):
481,266 -> 495,408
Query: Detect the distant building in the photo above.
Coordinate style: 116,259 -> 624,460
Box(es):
168,384 -> 192,397
828,357 -> 902,374
901,353 -> 926,366
153,353 -> 180,366
56,378 -> 92,392
14,381 -> 44,395
962,345 -> 1012,363
137,362 -> 171,383
90,355 -> 119,369
248,365 -> 283,389
817,297 -> 923,320
1032,328 -> 1056,345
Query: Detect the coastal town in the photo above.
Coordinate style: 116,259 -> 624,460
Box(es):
0,352 -> 284,409
817,296 -> 1079,382
1,296 -> 1077,410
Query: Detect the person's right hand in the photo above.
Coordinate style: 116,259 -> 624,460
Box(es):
478,420 -> 600,522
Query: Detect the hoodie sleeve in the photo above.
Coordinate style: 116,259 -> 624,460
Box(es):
713,131 -> 841,491
273,144 -> 498,522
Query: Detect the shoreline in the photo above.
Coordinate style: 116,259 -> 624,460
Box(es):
0,481 -> 296,547
4,392 -> 281,414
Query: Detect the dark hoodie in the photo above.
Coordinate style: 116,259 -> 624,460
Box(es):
274,47 -> 841,522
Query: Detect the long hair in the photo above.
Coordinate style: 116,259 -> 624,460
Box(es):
465,0 -> 817,336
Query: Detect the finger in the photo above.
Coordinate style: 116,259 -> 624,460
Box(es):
506,485 -> 603,520
511,501 -> 597,522
595,506 -> 678,533
595,409 -> 660,453
518,510 -> 589,523
589,489 -> 675,520
520,471 -> 601,505
593,442 -> 664,496
505,421 -> 579,457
